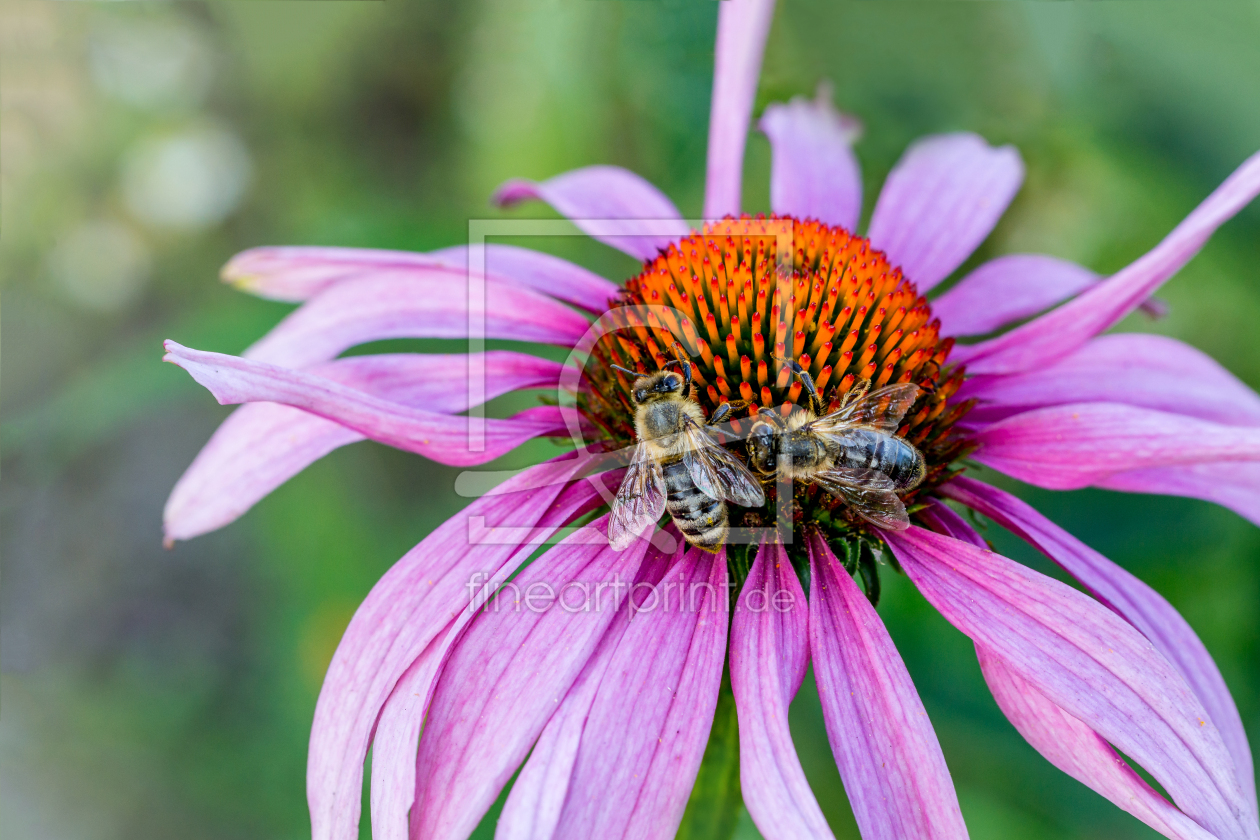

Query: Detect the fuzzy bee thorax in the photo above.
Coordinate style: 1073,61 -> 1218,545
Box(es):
635,398 -> 704,458
785,408 -> 816,432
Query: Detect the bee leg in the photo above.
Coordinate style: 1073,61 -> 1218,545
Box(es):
783,358 -> 824,416
754,406 -> 787,428
662,358 -> 693,389
708,402 -> 733,425
916,361 -> 941,394
839,378 -> 872,410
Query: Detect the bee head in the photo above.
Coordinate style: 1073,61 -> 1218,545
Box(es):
630,371 -> 684,405
746,417 -> 779,475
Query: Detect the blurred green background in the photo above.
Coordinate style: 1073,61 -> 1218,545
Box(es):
3,1 -> 1259,838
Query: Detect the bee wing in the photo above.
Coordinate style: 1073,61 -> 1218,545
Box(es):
811,467 -> 910,531
608,443 -> 667,550
813,383 -> 922,436
681,418 -> 766,508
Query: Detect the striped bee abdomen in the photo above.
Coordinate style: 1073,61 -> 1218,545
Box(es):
661,458 -> 727,551
833,428 -> 926,490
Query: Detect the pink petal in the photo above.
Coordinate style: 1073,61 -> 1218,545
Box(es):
241,269 -> 591,369
163,342 -> 578,467
494,165 -> 689,262
425,244 -> 619,312
370,494 -> 645,840
164,404 -> 359,544
867,133 -> 1023,292
369,651 -> 443,840
222,244 -> 420,302
1098,462 -> 1260,529
960,334 -> 1260,429
497,531 -> 685,840
932,255 -> 1098,337
307,457 -> 607,840
704,0 -> 777,219
954,149 -> 1260,375
731,540 -> 834,840
970,402 -> 1260,489
808,532 -> 969,840
534,548 -> 729,839
930,253 -> 1168,338
915,499 -> 988,549
410,515 -> 651,840
978,646 -> 1218,840
884,527 -> 1256,840
370,479 -> 632,840
163,352 -> 566,542
942,476 -> 1256,816
759,89 -> 862,231
223,244 -> 618,313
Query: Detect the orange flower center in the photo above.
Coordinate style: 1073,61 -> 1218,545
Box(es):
584,215 -> 974,538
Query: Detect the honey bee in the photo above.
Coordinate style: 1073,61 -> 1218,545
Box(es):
608,361 -> 764,552
746,359 -> 925,531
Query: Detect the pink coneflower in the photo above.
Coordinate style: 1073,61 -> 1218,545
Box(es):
163,1 -> 1260,838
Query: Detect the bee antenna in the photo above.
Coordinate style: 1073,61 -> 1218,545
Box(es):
770,354 -> 805,374
610,364 -> 639,378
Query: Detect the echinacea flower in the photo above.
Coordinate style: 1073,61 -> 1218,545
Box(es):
162,1 -> 1260,838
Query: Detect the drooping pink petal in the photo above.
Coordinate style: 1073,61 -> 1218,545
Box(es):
704,0 -> 777,220
759,89 -> 862,231
970,402 -> 1260,489
528,548 -> 728,839
941,476 -> 1256,815
163,342 -> 580,467
960,334 -> 1260,429
955,149 -> 1260,375
497,530 -> 684,840
977,646 -> 1219,840
164,351 -> 566,542
884,527 -> 1256,840
240,270 -> 591,369
307,457 -> 608,840
165,404 -> 359,544
866,133 -> 1023,293
409,515 -> 651,840
222,244 -> 619,313
369,649 -> 442,840
808,532 -> 969,840
1097,462 -> 1260,529
494,166 -> 689,262
369,503 -> 647,840
932,255 -> 1099,337
731,540 -> 834,840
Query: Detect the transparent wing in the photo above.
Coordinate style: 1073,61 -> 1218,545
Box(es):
608,443 -> 666,550
811,466 -> 910,531
812,383 -> 921,437
681,418 -> 765,508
